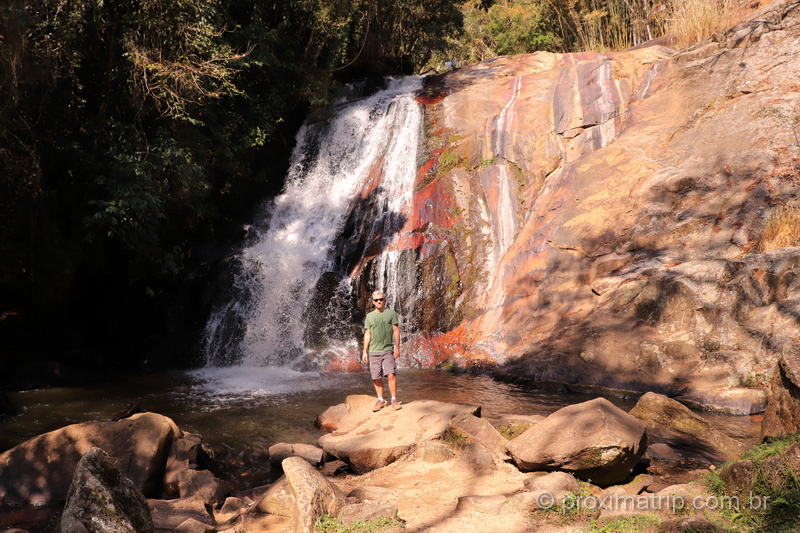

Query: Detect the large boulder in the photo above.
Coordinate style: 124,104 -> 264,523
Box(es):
0,412 -> 180,506
318,395 -> 478,472
761,350 -> 800,440
629,392 -> 746,463
282,456 -> 346,533
256,476 -> 294,517
507,398 -> 646,485
315,403 -> 348,433
523,472 -> 580,501
163,432 -> 204,498
61,448 -> 154,533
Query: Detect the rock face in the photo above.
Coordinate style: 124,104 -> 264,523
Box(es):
318,395 -> 478,472
629,392 -> 746,463
761,350 -> 800,439
61,448 -> 154,533
337,0 -> 800,411
507,398 -> 646,485
281,456 -> 346,533
0,412 -> 179,506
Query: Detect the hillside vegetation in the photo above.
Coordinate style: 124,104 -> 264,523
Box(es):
430,0 -> 753,69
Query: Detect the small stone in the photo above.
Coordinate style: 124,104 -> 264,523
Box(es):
174,518 -> 216,533
215,497 -> 245,525
179,470 -> 229,506
523,471 -> 580,500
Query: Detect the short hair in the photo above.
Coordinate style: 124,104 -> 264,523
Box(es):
372,290 -> 385,299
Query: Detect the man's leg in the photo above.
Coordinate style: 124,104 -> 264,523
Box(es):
372,377 -> 384,399
387,373 -> 397,399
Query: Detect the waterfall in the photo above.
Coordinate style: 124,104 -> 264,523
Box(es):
203,77 -> 424,368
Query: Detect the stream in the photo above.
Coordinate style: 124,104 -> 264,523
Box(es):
1,367 -> 761,489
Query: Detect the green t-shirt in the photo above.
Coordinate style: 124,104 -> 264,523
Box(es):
364,308 -> 399,353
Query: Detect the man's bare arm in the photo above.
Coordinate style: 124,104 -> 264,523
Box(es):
362,330 -> 371,362
392,324 -> 400,358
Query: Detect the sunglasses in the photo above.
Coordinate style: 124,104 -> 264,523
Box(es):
373,298 -> 384,302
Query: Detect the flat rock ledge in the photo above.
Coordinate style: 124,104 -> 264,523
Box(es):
318,395 -> 479,472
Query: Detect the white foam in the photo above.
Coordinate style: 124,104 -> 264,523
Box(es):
187,366 -> 324,398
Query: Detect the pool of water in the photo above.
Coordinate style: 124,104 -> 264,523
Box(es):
0,367 -> 761,488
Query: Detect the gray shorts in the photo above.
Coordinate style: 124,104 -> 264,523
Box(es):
369,350 -> 396,380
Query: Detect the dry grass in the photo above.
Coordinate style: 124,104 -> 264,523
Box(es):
759,205 -> 800,252
554,0 -> 753,52
666,0 -> 751,48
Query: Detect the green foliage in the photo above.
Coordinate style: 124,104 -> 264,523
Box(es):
315,513 -> 405,533
428,0 -> 562,68
701,433 -> 800,532
484,0 -> 561,55
0,0 -> 466,360
589,513 -> 661,533
499,423 -> 528,440
442,428 -> 471,449
741,433 -> 800,463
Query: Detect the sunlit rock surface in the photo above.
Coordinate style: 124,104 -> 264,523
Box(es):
348,0 -> 800,411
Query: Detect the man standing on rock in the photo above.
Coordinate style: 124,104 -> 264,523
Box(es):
362,290 -> 402,412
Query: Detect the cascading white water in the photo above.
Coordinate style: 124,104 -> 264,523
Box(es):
203,77 -> 424,367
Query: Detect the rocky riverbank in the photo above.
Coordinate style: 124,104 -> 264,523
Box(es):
1,388 -> 795,532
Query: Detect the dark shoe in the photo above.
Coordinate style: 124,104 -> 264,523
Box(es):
391,399 -> 402,410
372,399 -> 387,412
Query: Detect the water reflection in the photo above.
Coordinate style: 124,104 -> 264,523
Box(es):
1,368 -> 760,487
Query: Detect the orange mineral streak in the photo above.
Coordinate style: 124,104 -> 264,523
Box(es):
415,93 -> 446,106
325,352 -> 363,373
